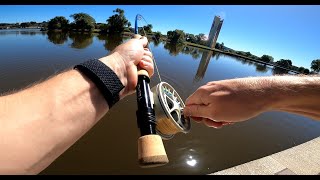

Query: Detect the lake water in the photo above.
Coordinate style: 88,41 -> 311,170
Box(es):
1,29 -> 319,174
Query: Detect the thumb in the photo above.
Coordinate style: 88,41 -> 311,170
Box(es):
132,34 -> 142,39
184,104 -> 210,119
132,34 -> 148,47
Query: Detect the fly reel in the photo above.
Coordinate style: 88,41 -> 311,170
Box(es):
151,82 -> 191,140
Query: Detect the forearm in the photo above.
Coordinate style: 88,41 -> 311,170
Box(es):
267,76 -> 320,120
0,69 -> 108,174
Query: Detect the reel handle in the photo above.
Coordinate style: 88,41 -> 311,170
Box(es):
136,68 -> 168,167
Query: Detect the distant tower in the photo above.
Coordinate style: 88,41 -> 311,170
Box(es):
207,16 -> 223,49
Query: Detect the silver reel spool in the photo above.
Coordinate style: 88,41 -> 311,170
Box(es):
151,82 -> 191,140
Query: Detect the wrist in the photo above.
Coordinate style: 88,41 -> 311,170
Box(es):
74,59 -> 124,108
99,52 -> 127,99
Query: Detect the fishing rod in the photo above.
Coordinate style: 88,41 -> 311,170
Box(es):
135,14 -> 168,168
134,14 -> 191,168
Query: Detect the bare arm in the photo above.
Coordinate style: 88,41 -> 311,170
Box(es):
184,75 -> 320,128
0,35 -> 154,174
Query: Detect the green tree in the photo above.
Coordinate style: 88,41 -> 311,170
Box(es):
221,42 -> 225,50
215,42 -> 221,49
273,59 -> 292,75
311,59 -> 320,73
185,33 -> 196,43
167,29 -> 185,44
144,24 -> 153,34
30,21 -> 37,26
260,55 -> 274,63
20,22 -> 32,28
195,33 -> 207,45
70,13 -> 96,32
245,51 -> 251,57
104,8 -> 129,33
48,16 -> 69,31
275,59 -> 292,68
303,68 -> 310,74
153,31 -> 162,41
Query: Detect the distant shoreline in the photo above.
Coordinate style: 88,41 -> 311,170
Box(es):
184,42 -> 300,74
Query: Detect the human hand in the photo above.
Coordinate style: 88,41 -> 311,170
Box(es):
183,77 -> 276,128
99,35 -> 154,99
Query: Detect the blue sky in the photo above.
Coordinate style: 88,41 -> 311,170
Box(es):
0,5 -> 319,69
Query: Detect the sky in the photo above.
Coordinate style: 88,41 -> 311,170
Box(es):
0,5 -> 319,69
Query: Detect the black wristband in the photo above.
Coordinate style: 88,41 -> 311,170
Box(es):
74,59 -> 125,108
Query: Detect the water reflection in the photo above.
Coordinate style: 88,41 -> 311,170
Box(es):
47,31 -> 68,45
97,33 -> 123,51
255,63 -> 268,73
272,66 -> 289,75
194,50 -> 214,82
0,29 -> 46,36
183,46 -> 203,59
163,42 -> 185,56
186,155 -> 198,167
69,32 -> 94,49
150,38 -> 161,47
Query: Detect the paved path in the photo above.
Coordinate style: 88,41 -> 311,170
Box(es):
210,136 -> 320,175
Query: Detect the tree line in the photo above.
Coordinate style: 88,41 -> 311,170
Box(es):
1,7 -> 319,74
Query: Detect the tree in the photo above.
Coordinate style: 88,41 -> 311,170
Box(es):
144,24 -> 153,34
20,22 -> 29,28
30,21 -> 37,26
273,59 -> 292,75
153,31 -> 162,41
221,42 -> 225,51
185,33 -> 196,43
195,33 -> 207,45
311,59 -> 320,73
167,29 -> 185,44
303,68 -> 310,74
48,16 -> 69,31
275,59 -> 292,68
70,13 -> 96,31
104,8 -> 129,33
260,55 -> 274,63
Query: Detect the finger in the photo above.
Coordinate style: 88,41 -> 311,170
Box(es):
185,86 -> 210,106
139,60 -> 154,77
144,49 -> 153,58
183,104 -> 211,119
190,116 -> 203,123
141,54 -> 153,64
203,118 -> 224,129
139,36 -> 148,47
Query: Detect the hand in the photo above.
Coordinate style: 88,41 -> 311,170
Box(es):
99,35 -> 154,99
183,77 -> 275,128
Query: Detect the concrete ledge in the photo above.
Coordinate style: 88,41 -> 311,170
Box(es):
210,136 -> 320,175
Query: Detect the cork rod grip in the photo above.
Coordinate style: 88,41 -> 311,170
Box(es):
136,67 -> 168,167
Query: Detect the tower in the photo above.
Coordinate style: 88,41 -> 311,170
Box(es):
207,16 -> 223,49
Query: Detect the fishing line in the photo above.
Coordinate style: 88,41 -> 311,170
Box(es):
136,14 -> 162,83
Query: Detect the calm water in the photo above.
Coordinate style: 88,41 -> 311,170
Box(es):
1,29 -> 319,174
